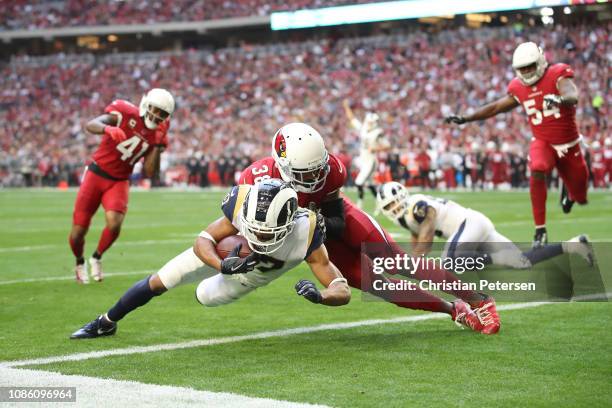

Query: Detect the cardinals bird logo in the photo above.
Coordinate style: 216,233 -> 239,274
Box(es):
275,133 -> 287,158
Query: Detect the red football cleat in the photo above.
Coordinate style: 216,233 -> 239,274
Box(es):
451,300 -> 483,333
472,295 -> 500,335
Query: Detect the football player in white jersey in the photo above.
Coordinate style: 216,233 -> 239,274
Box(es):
376,182 -> 594,269
343,99 -> 390,209
70,179 -> 351,339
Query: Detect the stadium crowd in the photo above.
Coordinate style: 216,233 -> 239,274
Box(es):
1,22 -> 610,188
0,0 -> 384,30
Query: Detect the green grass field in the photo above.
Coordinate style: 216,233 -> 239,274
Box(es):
1,189 -> 611,407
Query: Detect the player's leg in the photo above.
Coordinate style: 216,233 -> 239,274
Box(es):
339,200 -> 490,313
69,171 -> 105,283
556,143 -> 589,214
70,247 -> 218,339
354,159 -> 375,208
528,139 -> 557,247
195,273 -> 256,307
90,180 -> 130,281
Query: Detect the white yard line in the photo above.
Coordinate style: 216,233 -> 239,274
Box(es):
0,270 -> 155,286
2,301 -> 548,369
0,367 -> 328,408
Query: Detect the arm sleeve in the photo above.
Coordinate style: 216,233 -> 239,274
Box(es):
350,118 -> 362,130
320,198 -> 345,240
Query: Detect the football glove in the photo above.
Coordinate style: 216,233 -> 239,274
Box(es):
543,94 -> 563,110
154,129 -> 169,148
444,115 -> 467,125
104,126 -> 127,143
295,279 -> 323,304
220,244 -> 259,275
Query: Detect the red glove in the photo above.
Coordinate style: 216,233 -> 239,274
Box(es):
104,126 -> 127,143
154,130 -> 169,148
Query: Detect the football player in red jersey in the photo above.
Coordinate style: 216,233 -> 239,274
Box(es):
445,42 -> 588,247
240,122 -> 500,334
69,88 -> 175,284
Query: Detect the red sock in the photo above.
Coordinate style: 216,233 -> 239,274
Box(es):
96,227 -> 120,256
69,235 -> 84,259
529,175 -> 547,227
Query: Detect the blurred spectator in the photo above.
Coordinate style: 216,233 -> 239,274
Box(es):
0,22 -> 609,189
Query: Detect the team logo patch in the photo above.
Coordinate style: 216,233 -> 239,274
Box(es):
274,133 -> 287,158
128,118 -> 137,128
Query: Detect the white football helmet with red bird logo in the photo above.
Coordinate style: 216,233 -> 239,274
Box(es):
271,123 -> 330,193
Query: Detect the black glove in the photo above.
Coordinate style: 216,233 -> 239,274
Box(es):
295,279 -> 323,304
220,244 -> 259,275
315,211 -> 327,241
543,94 -> 563,110
444,115 -> 466,125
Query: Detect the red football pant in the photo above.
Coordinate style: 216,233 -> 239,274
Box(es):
325,198 -> 477,312
529,139 -> 588,226
72,170 -> 129,228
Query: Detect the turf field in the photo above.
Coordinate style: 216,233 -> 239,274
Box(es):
1,188 -> 611,407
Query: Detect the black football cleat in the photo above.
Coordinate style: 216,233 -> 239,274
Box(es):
70,315 -> 117,339
560,184 -> 574,214
532,227 -> 548,249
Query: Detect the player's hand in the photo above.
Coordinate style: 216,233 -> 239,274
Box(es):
295,279 -> 323,304
154,130 -> 168,149
220,244 -> 259,275
104,126 -> 127,143
315,211 -> 327,241
543,94 -> 563,110
444,115 -> 466,125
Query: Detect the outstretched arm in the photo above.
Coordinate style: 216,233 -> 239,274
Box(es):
85,114 -> 118,134
446,95 -> 519,124
342,99 -> 356,122
300,245 -> 351,306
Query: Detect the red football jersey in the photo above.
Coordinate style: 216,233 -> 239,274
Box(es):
507,63 -> 578,144
91,100 -> 169,179
239,154 -> 347,208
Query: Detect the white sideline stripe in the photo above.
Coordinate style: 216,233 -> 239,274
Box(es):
0,238 -> 189,253
0,270 -> 155,286
0,367 -> 327,408
1,301 -> 547,369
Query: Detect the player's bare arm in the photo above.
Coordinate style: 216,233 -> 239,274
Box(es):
142,145 -> 162,178
85,113 -> 118,134
445,95 -> 519,124
302,244 -> 351,306
342,99 -> 356,122
544,77 -> 579,109
193,216 -> 240,271
412,207 -> 437,256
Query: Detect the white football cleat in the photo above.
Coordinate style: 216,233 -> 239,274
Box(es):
89,257 -> 104,282
563,235 -> 594,267
75,262 -> 89,284
356,199 -> 363,209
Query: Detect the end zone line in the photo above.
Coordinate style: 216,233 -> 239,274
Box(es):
0,367 -> 329,408
2,301 -> 548,369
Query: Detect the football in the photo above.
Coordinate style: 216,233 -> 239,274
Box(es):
215,234 -> 252,259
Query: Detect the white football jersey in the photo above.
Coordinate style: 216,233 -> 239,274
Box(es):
396,194 -> 470,239
351,118 -> 386,163
221,185 -> 324,288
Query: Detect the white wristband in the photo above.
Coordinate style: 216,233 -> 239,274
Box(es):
329,277 -> 348,287
198,231 -> 217,245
